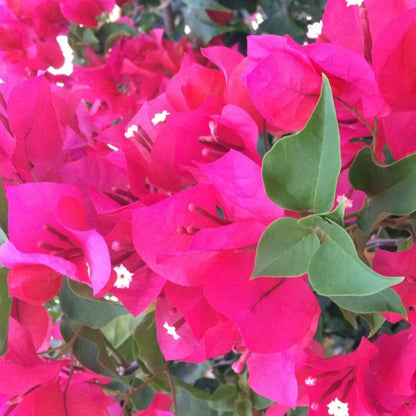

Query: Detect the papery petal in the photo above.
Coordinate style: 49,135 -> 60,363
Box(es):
204,250 -> 320,354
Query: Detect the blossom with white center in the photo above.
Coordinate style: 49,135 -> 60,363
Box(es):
327,398 -> 349,416
336,194 -> 354,209
163,322 -> 181,340
305,376 -> 317,386
151,110 -> 170,126
124,124 -> 138,139
306,21 -> 323,39
346,0 -> 364,6
113,264 -> 134,289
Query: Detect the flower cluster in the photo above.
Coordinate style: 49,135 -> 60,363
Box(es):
0,0 -> 416,415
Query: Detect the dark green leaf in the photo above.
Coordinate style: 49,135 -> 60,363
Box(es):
95,22 -> 137,54
258,0 -> 305,38
252,217 -> 320,278
361,312 -> 386,337
349,146 -> 416,232
0,268 -> 11,356
220,0 -> 259,13
208,385 -> 238,412
170,361 -> 210,383
183,0 -> 231,11
184,8 -> 233,44
235,393 -> 253,416
330,287 -> 407,316
251,392 -> 274,410
59,278 -> 128,328
262,75 -> 341,213
308,219 -> 403,296
175,382 -> 217,416
60,316 -> 119,378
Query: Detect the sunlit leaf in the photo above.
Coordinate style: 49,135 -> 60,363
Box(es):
308,218 -> 403,296
262,75 -> 341,213
252,217 -> 320,278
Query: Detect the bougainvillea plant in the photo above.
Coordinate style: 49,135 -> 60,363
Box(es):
0,0 -> 416,414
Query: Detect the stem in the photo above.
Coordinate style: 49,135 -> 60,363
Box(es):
102,336 -> 126,366
118,362 -> 170,416
334,96 -> 376,140
165,367 -> 177,415
372,117 -> 379,157
63,353 -> 75,416
365,238 -> 401,250
55,325 -> 84,359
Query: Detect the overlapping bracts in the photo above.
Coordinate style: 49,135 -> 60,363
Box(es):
0,0 -> 415,415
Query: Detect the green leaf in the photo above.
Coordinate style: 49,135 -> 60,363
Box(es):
258,0 -> 305,38
102,313 -> 143,349
183,0 -> 231,11
208,385 -> 238,412
59,279 -> 128,328
175,382 -> 217,416
361,312 -> 386,337
308,219 -> 403,296
298,200 -> 346,229
349,146 -> 416,232
95,23 -> 137,54
262,75 -> 341,213
235,393 -> 253,416
330,287 -> 407,316
252,217 -> 320,277
184,8 -> 233,45
134,312 -> 165,374
220,0 -> 259,13
251,392 -> 274,410
286,407 -> 309,416
60,316 -> 119,378
0,268 -> 11,356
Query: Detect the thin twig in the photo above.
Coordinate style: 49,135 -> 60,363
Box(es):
118,362 -> 170,416
165,366 -> 177,415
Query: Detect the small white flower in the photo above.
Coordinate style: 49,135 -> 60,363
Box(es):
151,110 -> 170,126
125,124 -> 138,139
305,376 -> 317,386
306,21 -> 323,39
346,0 -> 364,6
113,264 -> 134,289
327,398 -> 349,416
163,322 -> 181,340
336,194 -> 354,209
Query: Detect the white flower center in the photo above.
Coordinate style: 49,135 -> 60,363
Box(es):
336,194 -> 353,209
327,398 -> 349,416
163,322 -> 181,340
151,110 -> 170,126
305,376 -> 317,386
113,264 -> 134,289
306,21 -> 323,39
346,0 -> 364,6
125,124 -> 138,139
